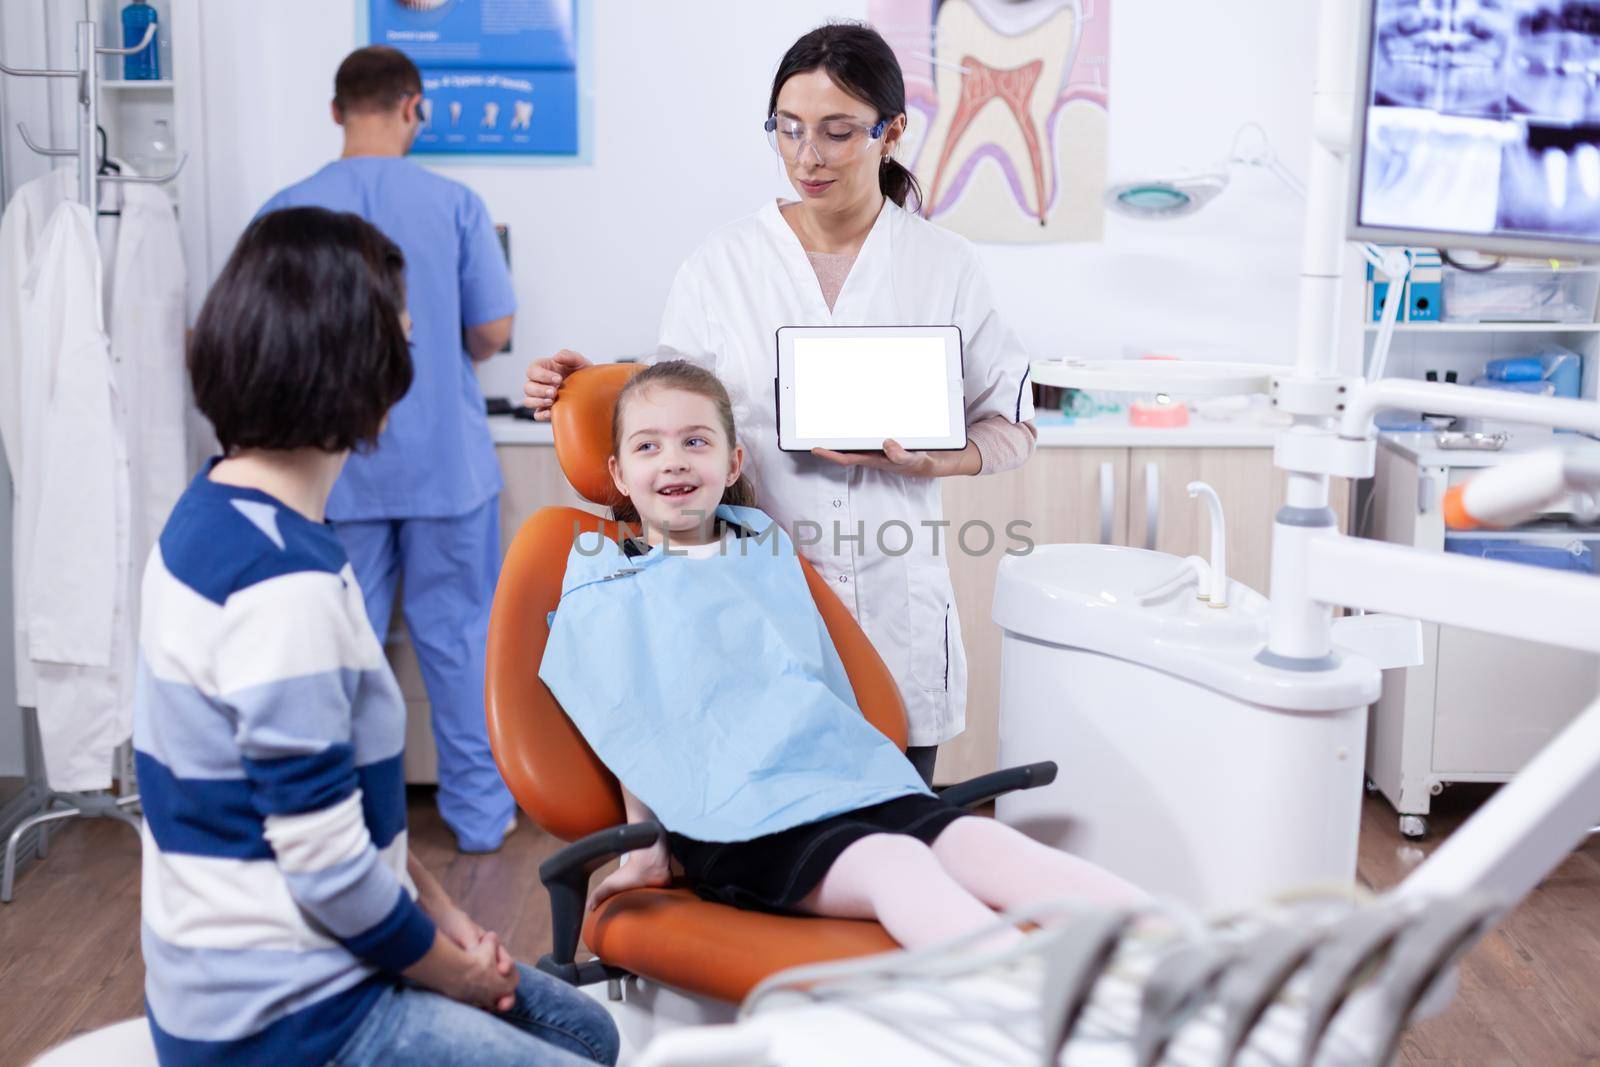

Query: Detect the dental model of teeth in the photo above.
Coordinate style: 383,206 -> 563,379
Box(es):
739,890 -> 1502,1067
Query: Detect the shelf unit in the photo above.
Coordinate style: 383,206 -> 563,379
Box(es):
1363,320 -> 1600,413
1360,271 -> 1600,839
1363,321 -> 1600,333
94,0 -> 178,205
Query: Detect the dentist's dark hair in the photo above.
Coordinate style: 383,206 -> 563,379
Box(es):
608,360 -> 756,529
769,22 -> 923,212
333,45 -> 423,116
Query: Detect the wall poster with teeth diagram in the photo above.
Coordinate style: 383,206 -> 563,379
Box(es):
870,0 -> 1111,244
1361,0 -> 1600,246
369,0 -> 580,156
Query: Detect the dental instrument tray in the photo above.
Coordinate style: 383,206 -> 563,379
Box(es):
1435,431 -> 1509,451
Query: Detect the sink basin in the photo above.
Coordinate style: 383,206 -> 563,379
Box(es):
1001,543 -> 1267,638
994,544 -> 1379,711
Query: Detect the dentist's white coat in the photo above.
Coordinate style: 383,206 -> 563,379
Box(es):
656,199 -> 1034,746
0,167 -> 187,790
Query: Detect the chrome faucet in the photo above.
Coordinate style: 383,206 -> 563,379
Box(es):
1187,481 -> 1228,608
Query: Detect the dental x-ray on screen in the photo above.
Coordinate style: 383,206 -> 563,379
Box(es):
1352,0 -> 1600,258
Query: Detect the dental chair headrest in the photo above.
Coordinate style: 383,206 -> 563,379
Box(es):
552,362 -> 646,506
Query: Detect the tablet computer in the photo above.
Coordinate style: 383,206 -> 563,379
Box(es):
776,325 -> 967,452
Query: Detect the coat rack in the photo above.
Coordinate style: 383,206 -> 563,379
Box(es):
0,16 -> 187,903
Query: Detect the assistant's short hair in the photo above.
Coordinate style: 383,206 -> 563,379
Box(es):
333,46 -> 422,115
189,207 -> 413,454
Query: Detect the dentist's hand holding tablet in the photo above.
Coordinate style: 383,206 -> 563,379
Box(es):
777,325 -> 979,478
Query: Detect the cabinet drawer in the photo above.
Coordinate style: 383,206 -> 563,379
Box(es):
1432,625 -> 1599,774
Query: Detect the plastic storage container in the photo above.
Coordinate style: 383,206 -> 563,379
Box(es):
1444,534 -> 1597,574
121,0 -> 160,81
1442,264 -> 1600,323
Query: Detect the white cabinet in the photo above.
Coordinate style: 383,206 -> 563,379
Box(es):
1363,439 -> 1600,836
1360,299 -> 1600,837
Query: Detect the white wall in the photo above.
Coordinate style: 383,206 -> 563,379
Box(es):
0,0 -> 61,777
0,2 -> 75,208
183,0 -> 1354,404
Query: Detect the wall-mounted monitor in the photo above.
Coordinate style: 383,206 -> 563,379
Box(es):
1350,0 -> 1600,260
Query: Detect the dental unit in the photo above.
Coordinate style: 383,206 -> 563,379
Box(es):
631,0 -> 1600,1060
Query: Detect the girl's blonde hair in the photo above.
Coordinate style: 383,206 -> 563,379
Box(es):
609,360 -> 757,526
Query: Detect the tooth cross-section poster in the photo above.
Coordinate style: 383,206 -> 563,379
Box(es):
369,0 -> 579,156
871,0 -> 1110,243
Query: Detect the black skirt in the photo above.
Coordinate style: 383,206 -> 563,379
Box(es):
666,793 -> 969,913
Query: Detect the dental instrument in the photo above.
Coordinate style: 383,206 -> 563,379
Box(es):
662,886 -> 1502,1067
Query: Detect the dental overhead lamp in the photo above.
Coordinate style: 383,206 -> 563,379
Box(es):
1069,121 -> 1414,389
1104,122 -> 1305,219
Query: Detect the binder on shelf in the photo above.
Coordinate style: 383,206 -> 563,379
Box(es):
1368,247 -> 1443,323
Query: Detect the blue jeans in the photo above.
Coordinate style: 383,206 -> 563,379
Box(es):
331,964 -> 620,1067
336,498 -> 517,852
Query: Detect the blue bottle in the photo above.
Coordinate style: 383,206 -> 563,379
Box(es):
121,0 -> 160,81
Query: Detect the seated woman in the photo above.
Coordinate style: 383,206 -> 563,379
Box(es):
540,361 -> 1141,949
135,207 -> 618,1067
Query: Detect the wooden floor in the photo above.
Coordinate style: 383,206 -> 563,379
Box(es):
1,785 -> 1596,1064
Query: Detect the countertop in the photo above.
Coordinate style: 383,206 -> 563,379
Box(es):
1378,431 -> 1600,469
487,411 -> 1289,449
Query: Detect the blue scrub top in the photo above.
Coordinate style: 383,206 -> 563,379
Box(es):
259,157 -> 515,521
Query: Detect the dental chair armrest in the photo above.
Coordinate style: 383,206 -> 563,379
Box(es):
936,761 -> 1058,811
537,821 -> 664,986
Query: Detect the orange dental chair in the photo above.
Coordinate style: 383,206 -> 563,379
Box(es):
484,362 -> 1056,1003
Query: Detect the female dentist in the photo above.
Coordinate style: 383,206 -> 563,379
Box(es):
524,22 -> 1036,782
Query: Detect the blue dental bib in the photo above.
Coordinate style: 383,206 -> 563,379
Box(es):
538,505 -> 930,842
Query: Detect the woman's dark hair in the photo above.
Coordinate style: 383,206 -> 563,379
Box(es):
608,361 -> 757,527
768,22 -> 923,212
189,206 -> 413,454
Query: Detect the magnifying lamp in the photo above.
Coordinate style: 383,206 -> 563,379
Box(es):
1104,123 -> 1306,219
1090,121 -> 1411,386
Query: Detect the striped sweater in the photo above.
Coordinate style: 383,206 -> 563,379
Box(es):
134,467 -> 435,1067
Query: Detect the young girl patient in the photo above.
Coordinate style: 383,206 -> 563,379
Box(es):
539,362 -> 1140,949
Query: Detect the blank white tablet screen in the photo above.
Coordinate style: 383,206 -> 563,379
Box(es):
792,336 -> 953,440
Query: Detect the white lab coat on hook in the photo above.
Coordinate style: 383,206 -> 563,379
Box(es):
0,164 -> 187,791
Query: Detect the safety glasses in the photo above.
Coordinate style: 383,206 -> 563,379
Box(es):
765,113 -> 889,167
